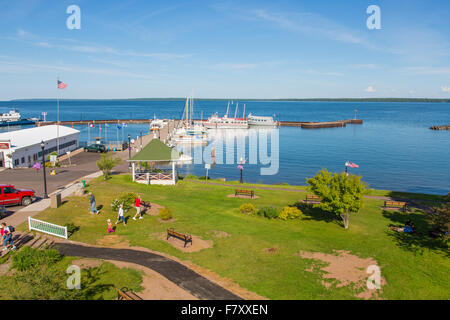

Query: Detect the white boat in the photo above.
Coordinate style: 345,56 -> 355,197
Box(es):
150,115 -> 167,131
1,109 -> 21,122
204,102 -> 249,129
247,113 -> 277,127
170,96 -> 208,145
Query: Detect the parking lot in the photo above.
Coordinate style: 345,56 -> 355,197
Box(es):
0,150 -> 130,216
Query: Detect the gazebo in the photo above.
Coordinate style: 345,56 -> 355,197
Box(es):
128,138 -> 180,185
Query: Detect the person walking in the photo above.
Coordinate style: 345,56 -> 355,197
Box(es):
115,204 -> 126,225
1,223 -> 16,251
133,195 -> 143,220
89,192 -> 100,215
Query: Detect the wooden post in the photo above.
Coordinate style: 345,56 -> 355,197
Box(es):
132,162 -> 135,182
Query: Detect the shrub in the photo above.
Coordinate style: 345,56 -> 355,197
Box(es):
12,247 -> 62,272
239,203 -> 256,214
292,201 -> 308,211
257,207 -> 279,219
96,153 -> 122,179
198,176 -> 211,180
278,206 -> 303,220
111,192 -> 139,212
184,174 -> 197,180
159,208 -> 172,220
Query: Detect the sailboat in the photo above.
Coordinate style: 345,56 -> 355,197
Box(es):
170,96 -> 208,145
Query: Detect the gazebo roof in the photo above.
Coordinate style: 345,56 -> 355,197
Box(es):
130,138 -> 180,162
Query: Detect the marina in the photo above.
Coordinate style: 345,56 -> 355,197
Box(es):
0,99 -> 449,195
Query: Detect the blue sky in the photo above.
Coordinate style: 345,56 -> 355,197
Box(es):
0,0 -> 449,99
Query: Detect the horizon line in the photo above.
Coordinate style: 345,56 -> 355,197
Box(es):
3,97 -> 450,102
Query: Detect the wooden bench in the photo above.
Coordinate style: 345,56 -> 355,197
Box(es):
384,201 -> 407,212
116,287 -> 143,300
235,189 -> 254,198
167,228 -> 192,247
305,195 -> 321,204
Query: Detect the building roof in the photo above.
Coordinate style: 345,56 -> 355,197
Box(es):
130,138 -> 180,162
0,125 -> 80,150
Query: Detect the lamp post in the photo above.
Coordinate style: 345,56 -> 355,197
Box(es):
128,134 -> 131,169
238,157 -> 246,183
40,141 -> 48,199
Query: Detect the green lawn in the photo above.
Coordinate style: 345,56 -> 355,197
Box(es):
19,175 -> 450,300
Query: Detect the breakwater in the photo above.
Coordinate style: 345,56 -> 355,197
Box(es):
36,119 -> 363,128
429,125 -> 450,130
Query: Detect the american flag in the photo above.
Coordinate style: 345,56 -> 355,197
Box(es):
345,161 -> 359,168
57,80 -> 67,89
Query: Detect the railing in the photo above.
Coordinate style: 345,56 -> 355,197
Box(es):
28,217 -> 68,239
135,171 -> 174,182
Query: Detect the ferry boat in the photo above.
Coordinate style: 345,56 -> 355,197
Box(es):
0,109 -> 36,127
247,113 -> 277,127
203,102 -> 249,129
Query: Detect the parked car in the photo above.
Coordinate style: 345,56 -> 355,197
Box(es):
0,184 -> 36,206
84,144 -> 107,153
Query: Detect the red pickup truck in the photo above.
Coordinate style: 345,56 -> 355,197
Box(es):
0,184 -> 36,207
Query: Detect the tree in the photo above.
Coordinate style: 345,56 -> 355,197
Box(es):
306,169 -> 368,229
96,154 -> 122,179
427,203 -> 450,233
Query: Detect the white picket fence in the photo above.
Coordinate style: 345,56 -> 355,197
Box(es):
28,217 -> 68,239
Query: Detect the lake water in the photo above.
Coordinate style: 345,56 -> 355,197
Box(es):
1,100 -> 449,195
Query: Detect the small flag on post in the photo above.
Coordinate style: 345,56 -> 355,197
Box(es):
345,161 -> 359,168
57,80 -> 67,89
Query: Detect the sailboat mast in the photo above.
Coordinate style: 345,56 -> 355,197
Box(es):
185,97 -> 189,128
243,104 -> 246,119
226,102 -> 230,117
234,102 -> 238,119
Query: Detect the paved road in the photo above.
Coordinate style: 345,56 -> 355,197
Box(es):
55,242 -> 241,300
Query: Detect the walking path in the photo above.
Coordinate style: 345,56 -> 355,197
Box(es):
54,241 -> 241,300
7,231 -> 242,300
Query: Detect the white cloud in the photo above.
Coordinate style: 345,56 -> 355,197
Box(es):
365,86 -> 376,93
252,9 -> 374,49
34,40 -> 191,59
441,86 -> 450,92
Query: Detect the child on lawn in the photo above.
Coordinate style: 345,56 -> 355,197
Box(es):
107,219 -> 114,233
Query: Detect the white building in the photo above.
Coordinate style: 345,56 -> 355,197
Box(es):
0,125 -> 80,169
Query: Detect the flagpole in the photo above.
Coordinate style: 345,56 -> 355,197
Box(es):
57,77 -> 60,155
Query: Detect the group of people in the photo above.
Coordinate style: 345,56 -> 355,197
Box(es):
1,223 -> 16,251
390,220 -> 416,233
89,194 -> 144,234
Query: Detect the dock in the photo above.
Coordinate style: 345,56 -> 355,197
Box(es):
281,119 -> 363,129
